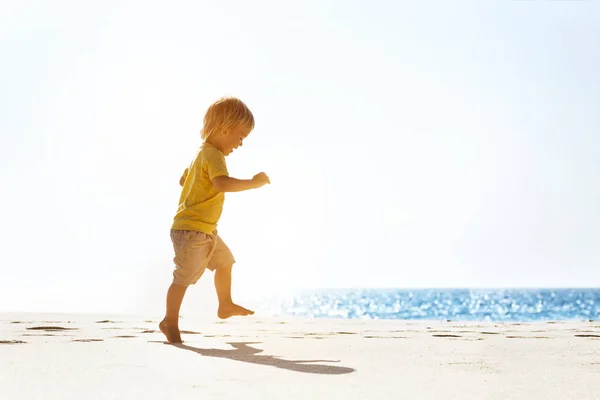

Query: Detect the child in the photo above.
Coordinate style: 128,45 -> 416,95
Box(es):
159,97 -> 270,343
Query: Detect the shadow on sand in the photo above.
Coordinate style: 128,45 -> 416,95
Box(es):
173,341 -> 355,375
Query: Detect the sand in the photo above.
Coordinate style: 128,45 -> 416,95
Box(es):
1,313 -> 599,399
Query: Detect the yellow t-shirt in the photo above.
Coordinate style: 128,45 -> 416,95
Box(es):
171,143 -> 228,234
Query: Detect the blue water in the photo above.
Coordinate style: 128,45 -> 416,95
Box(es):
264,289 -> 600,322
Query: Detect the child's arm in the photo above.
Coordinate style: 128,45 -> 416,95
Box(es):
179,168 -> 189,187
213,172 -> 270,193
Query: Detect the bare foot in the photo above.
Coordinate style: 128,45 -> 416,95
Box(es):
217,303 -> 254,319
159,319 -> 182,343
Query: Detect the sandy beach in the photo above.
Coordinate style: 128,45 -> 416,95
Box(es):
1,313 -> 599,399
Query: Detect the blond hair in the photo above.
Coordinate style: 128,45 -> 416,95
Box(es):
200,97 -> 255,140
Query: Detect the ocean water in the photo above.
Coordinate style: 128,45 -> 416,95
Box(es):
263,289 -> 600,322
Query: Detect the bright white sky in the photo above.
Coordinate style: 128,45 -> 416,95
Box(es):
1,0 -> 599,314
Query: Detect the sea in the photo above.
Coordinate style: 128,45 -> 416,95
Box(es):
262,288 -> 600,322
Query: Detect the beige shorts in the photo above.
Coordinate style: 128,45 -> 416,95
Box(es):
170,229 -> 235,286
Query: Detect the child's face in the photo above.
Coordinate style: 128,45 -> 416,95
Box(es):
221,124 -> 252,156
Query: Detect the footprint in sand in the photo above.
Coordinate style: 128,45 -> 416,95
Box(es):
363,335 -> 408,339
1,340 -> 27,344
22,333 -> 61,337
432,334 -> 462,338
505,335 -> 550,339
95,320 -> 122,324
112,335 -> 137,339
574,334 -> 600,338
73,339 -> 104,342
27,326 -> 77,332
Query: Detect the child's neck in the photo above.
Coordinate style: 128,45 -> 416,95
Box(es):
205,137 -> 225,154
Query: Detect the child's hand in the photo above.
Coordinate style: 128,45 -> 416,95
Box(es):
252,172 -> 270,188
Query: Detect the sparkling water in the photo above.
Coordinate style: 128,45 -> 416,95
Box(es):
262,289 -> 600,322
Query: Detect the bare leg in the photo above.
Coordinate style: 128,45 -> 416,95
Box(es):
214,265 -> 254,319
159,283 -> 187,343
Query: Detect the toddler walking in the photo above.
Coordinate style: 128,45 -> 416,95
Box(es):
159,97 -> 270,343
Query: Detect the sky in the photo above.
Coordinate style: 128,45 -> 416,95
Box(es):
1,0 -> 599,314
